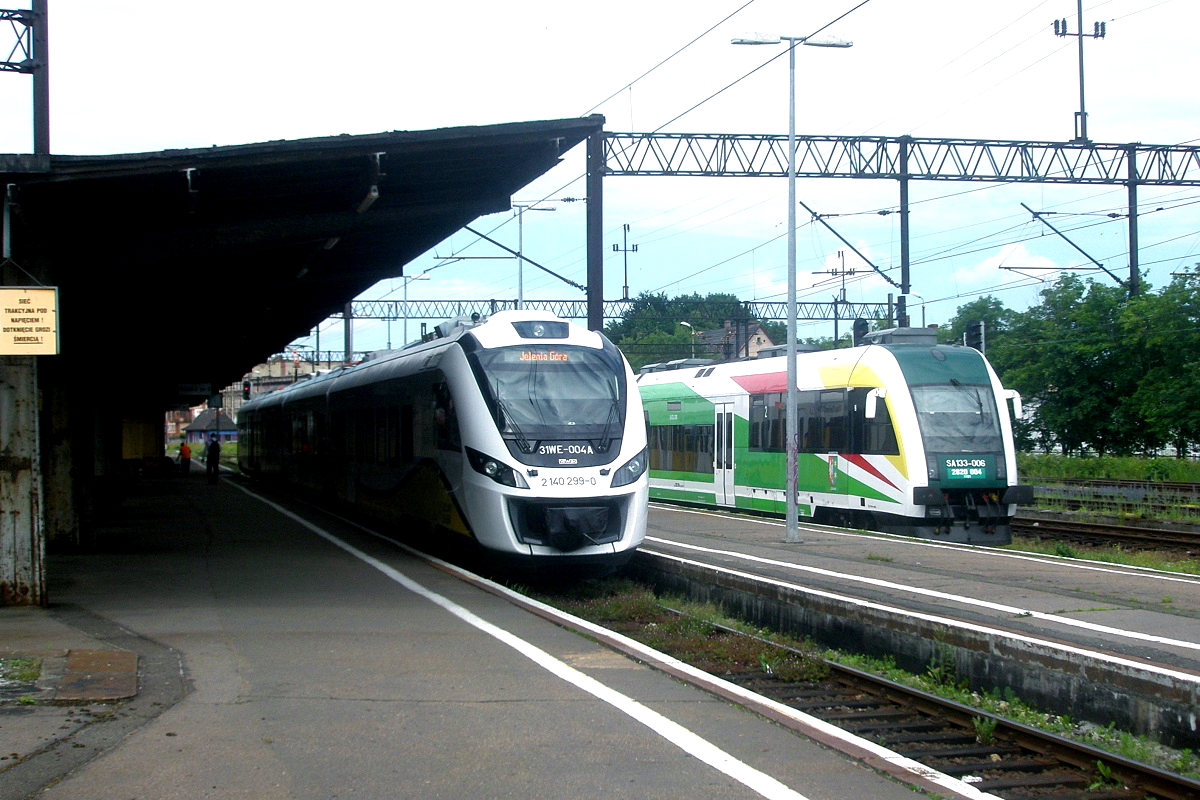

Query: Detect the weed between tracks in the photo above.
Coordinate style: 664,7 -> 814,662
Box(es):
1009,536 -> 1200,575
533,578 -> 1200,781
535,579 -> 829,683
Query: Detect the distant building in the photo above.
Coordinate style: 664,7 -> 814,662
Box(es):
694,320 -> 775,361
184,409 -> 237,445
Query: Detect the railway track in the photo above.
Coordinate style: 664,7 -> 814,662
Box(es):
679,616 -> 1200,800
1030,478 -> 1200,522
1014,514 -> 1200,552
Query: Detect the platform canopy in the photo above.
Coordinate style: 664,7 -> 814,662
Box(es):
1,115 -> 604,406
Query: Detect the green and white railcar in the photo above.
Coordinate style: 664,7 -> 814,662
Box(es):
636,329 -> 1032,544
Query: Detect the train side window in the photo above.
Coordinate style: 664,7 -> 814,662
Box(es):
849,388 -> 899,455
749,395 -> 766,450
647,423 -> 714,474
375,408 -> 389,465
819,390 -> 847,452
749,393 -> 786,453
433,382 -> 461,451
400,405 -> 414,463
797,390 -> 820,452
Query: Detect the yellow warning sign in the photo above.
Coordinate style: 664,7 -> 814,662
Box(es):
0,287 -> 59,355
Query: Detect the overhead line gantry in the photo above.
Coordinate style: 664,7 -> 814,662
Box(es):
593,132 -> 1200,323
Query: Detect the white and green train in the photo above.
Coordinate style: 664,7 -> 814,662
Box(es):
636,328 -> 1032,544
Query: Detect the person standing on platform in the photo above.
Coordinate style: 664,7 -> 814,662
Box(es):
206,435 -> 221,484
179,441 -> 192,475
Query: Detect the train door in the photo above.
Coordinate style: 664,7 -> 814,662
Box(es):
714,402 -> 735,506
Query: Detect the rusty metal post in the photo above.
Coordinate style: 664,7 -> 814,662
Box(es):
0,355 -> 46,606
31,0 -> 49,155
586,130 -> 604,332
1126,145 -> 1139,296
898,136 -> 911,328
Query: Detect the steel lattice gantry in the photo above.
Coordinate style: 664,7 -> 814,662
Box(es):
602,132 -> 1200,184
348,297 -> 891,324
598,133 -> 1200,319
333,134 -> 1200,340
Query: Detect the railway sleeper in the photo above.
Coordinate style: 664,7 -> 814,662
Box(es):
935,757 -> 1061,776
812,707 -> 916,721
896,742 -> 1022,758
842,718 -> 947,734
973,769 -> 1092,791
788,698 -> 893,712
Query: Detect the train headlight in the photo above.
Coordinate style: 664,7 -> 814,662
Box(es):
466,447 -> 530,488
610,447 -> 648,487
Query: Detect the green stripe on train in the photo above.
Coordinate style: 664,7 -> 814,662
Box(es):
640,382 -> 715,425
649,487 -> 717,504
736,451 -> 902,506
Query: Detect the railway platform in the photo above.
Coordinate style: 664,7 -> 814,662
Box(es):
1,471 -> 937,800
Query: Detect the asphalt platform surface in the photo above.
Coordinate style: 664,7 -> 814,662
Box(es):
0,468 -> 930,800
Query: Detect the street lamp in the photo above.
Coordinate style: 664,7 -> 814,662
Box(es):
513,202 -> 557,308
678,320 -> 695,358
733,31 -> 853,545
901,292 -> 926,328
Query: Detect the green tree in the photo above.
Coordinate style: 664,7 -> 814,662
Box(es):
1124,267 -> 1200,456
997,275 -> 1152,456
944,296 -> 1018,352
606,291 -> 766,371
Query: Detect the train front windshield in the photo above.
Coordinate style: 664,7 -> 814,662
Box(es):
910,382 -> 1004,454
472,346 -> 625,437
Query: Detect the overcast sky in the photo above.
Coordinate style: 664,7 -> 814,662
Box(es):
3,0 -> 1197,351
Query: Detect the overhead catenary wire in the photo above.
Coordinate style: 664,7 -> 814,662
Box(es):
361,2 -> 1195,347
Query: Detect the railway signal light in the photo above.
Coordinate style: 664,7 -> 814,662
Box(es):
965,320 -> 985,353
852,318 -> 869,347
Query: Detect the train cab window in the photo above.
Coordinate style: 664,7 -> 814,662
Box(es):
469,346 -> 625,440
910,382 -> 1003,453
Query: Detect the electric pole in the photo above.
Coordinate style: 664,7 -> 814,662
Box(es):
612,223 -> 638,300
1053,0 -> 1107,142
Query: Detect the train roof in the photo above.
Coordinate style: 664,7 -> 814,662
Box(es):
240,310 -> 609,413
636,338 -> 994,393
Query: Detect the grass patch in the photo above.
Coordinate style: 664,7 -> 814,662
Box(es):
1018,454 -> 1200,483
0,657 -> 43,705
536,578 -> 829,683
1008,537 -> 1200,575
0,657 -> 41,685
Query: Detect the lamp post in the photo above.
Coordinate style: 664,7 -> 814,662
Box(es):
902,292 -> 926,328
513,202 -> 557,308
733,32 -> 853,544
678,320 -> 695,358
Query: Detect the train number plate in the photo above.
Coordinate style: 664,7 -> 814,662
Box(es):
943,457 -> 990,480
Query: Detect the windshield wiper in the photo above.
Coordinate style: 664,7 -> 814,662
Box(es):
595,401 -> 621,453
949,378 -> 984,414
495,398 -> 533,453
